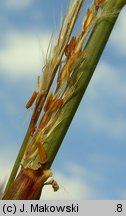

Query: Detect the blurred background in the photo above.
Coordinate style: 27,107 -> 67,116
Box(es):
0,0 -> 126,199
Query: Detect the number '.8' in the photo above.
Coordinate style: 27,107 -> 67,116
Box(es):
117,204 -> 122,212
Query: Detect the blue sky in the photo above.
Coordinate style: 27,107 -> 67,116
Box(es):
0,0 -> 126,199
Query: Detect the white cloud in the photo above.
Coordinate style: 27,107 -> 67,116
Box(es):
83,106 -> 126,139
91,62 -> 126,99
0,30 -> 52,77
0,165 -> 11,183
75,61 -> 126,139
42,163 -> 92,200
42,173 -> 87,200
109,8 -> 126,55
2,0 -> 34,10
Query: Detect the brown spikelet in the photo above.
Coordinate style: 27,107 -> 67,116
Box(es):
44,92 -> 54,112
94,0 -> 106,9
26,91 -> 38,109
50,98 -> 64,112
37,141 -> 47,162
82,8 -> 94,34
45,179 -> 60,192
58,50 -> 81,84
38,113 -> 49,129
65,36 -> 77,58
30,125 -> 37,136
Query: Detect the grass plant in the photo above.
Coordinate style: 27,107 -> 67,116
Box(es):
2,0 -> 126,200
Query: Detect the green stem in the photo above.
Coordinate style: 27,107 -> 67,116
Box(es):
4,129 -> 30,193
45,0 -> 126,167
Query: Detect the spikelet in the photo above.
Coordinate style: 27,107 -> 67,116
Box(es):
44,92 -> 63,113
57,51 -> 81,84
65,36 -> 77,58
44,92 -> 54,112
94,0 -> 106,9
44,179 -> 60,192
37,141 -> 47,162
25,91 -> 38,109
82,8 -> 95,34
